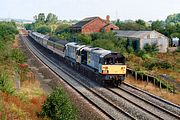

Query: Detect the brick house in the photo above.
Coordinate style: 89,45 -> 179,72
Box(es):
70,15 -> 119,34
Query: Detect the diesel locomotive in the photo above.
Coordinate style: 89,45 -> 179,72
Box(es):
29,31 -> 126,86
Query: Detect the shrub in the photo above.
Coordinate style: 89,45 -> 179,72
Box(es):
127,46 -> 134,54
0,72 -> 15,94
144,60 -> 172,70
38,87 -> 77,120
137,50 -> 151,59
91,39 -> 115,50
143,43 -> 159,54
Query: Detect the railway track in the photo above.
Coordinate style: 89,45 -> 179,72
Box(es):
20,34 -> 180,120
20,35 -> 135,120
121,83 -> 180,115
108,86 -> 180,120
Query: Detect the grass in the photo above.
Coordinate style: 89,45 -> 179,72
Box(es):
125,75 -> 180,105
0,38 -> 48,119
0,79 -> 47,120
127,52 -> 180,92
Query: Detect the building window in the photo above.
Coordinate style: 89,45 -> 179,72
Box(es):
110,28 -> 114,30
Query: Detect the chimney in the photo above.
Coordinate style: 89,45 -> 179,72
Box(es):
106,15 -> 110,24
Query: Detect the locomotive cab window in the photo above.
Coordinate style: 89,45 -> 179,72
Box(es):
115,57 -> 124,64
104,57 -> 114,64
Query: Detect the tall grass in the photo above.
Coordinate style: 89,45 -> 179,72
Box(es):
0,72 -> 15,94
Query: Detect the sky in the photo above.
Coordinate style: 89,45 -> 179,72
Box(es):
0,0 -> 180,21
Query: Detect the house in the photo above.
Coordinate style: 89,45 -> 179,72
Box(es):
70,15 -> 119,34
114,30 -> 169,53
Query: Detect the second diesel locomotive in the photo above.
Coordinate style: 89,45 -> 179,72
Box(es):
29,31 -> 126,86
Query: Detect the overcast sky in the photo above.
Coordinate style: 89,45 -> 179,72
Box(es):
0,0 -> 180,21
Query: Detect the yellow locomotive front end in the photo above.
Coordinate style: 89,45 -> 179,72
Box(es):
102,65 -> 126,75
99,52 -> 126,86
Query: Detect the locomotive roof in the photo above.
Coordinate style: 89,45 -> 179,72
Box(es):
66,42 -> 84,48
82,46 -> 102,52
92,49 -> 111,57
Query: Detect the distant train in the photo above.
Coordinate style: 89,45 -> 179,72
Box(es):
29,31 -> 126,86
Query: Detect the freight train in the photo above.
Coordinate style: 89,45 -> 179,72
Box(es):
29,31 -> 126,86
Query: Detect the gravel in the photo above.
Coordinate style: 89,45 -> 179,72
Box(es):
121,84 -> 180,116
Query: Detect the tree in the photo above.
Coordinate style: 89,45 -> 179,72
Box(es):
36,26 -> 51,34
46,13 -> 58,24
55,24 -> 71,34
151,20 -> 165,32
165,13 -> 180,23
37,13 -> 45,23
135,19 -> 146,26
119,22 -> 146,30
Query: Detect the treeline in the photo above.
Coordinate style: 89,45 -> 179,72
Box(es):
24,13 -> 180,55
115,13 -> 180,38
24,13 -> 71,35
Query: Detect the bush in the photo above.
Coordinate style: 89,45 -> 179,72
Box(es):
144,60 -> 172,70
143,43 -> 159,54
137,50 -> 151,59
38,87 -> 77,120
76,34 -> 92,44
127,46 -> 134,54
0,73 -> 15,94
91,39 -> 115,50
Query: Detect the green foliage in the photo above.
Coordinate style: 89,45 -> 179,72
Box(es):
0,72 -> 15,94
46,13 -> 58,24
36,13 -> 46,23
0,22 -> 18,42
143,43 -> 159,54
116,21 -> 149,31
39,87 -> 77,120
76,34 -> 92,44
24,24 -> 33,30
11,49 -> 27,64
113,37 -> 128,54
91,39 -> 115,50
165,13 -> 180,23
170,32 -> 180,38
135,19 -> 146,26
144,60 -> 172,70
151,20 -> 165,32
91,32 -> 116,41
127,46 -> 134,54
55,24 -> 71,34
137,50 -> 151,59
36,26 -> 51,34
